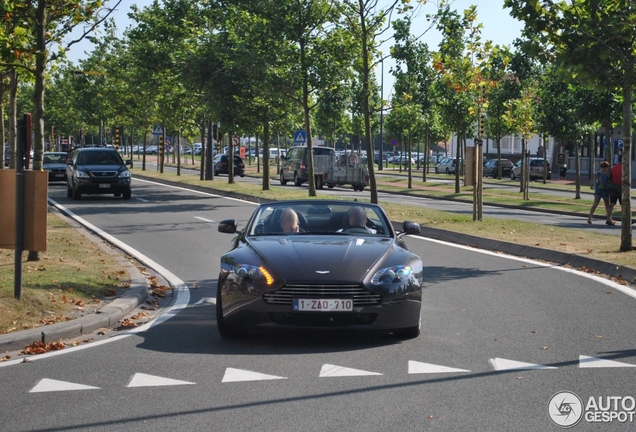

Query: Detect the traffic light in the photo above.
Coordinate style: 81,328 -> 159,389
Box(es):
113,126 -> 122,150
479,114 -> 486,138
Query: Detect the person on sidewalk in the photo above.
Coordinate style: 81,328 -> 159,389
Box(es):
607,161 -> 622,225
588,161 -> 611,224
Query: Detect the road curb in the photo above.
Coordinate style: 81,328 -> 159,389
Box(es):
0,211 -> 149,354
418,225 -> 636,284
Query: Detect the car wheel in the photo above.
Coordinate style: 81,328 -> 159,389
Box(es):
293,172 -> 302,186
435,167 -> 439,174
216,284 -> 244,338
279,171 -> 287,185
122,189 -> 132,200
316,175 -> 323,189
510,172 -> 516,180
445,168 -> 450,174
72,187 -> 81,200
327,184 -> 335,189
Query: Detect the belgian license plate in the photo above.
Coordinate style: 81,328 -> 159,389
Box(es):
292,298 -> 353,312
98,183 -> 110,188
55,173 -> 64,178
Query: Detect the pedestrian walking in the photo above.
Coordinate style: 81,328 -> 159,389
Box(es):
587,161 -> 611,224
607,161 -> 623,225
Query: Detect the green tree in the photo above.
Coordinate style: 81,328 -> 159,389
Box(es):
504,0 -> 635,251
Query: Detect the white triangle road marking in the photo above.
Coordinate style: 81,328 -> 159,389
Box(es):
489,358 -> 557,371
30,378 -> 100,393
127,373 -> 195,387
408,360 -> 470,374
222,368 -> 287,383
579,355 -> 636,368
319,364 -> 383,377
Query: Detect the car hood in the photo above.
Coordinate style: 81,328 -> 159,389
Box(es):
248,236 -> 395,282
78,164 -> 126,172
43,163 -> 66,170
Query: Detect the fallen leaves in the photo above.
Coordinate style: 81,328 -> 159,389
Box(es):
1,355 -> 11,362
20,341 -> 66,355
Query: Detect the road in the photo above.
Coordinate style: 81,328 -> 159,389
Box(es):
1,179 -> 635,431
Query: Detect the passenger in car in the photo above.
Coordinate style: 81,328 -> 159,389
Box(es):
340,206 -> 377,234
280,208 -> 300,233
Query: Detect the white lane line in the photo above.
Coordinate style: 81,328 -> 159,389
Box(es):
136,197 -> 149,202
134,177 -> 258,204
194,216 -> 214,223
0,200 -> 191,368
412,235 -> 636,301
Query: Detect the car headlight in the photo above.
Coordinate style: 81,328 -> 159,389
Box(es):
118,170 -> 131,178
230,264 -> 274,285
74,170 -> 89,179
371,265 -> 412,285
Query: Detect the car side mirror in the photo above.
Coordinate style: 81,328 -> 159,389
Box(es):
399,221 -> 421,236
218,219 -> 238,234
125,159 -> 132,166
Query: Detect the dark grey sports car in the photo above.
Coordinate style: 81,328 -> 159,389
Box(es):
216,200 -> 423,338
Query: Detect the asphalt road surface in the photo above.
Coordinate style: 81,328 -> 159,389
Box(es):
1,179 -> 635,431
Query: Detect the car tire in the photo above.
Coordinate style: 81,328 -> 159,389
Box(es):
445,168 -> 450,174
122,189 -> 132,200
216,284 -> 244,338
435,167 -> 439,174
72,187 -> 81,201
279,171 -> 287,185
316,175 -> 323,189
510,171 -> 516,180
293,172 -> 302,186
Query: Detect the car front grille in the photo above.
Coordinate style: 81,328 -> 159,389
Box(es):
263,284 -> 382,306
90,171 -> 118,178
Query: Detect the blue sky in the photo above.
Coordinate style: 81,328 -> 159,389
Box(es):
66,0 -> 524,95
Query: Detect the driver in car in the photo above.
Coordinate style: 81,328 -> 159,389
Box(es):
338,206 -> 377,234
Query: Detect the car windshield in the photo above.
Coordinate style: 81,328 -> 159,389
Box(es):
43,153 -> 66,164
247,202 -> 391,237
78,151 -> 122,165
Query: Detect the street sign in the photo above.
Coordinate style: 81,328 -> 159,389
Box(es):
390,138 -> 398,146
232,135 -> 240,147
294,130 -> 307,144
152,125 -> 163,136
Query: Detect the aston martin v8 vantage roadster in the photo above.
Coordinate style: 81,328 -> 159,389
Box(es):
216,200 -> 423,338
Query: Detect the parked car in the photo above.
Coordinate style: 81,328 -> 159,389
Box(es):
483,158 -> 514,178
66,147 -> 132,200
279,145 -> 336,186
145,145 -> 159,155
42,152 -> 68,182
215,199 -> 423,338
213,154 -> 245,177
510,158 -> 552,180
435,157 -> 458,174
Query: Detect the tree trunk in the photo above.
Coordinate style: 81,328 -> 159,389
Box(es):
262,121 -> 270,191
574,138 -> 581,200
620,67 -> 633,251
8,68 -> 18,169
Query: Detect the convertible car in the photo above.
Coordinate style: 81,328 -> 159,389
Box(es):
216,200 -> 423,338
